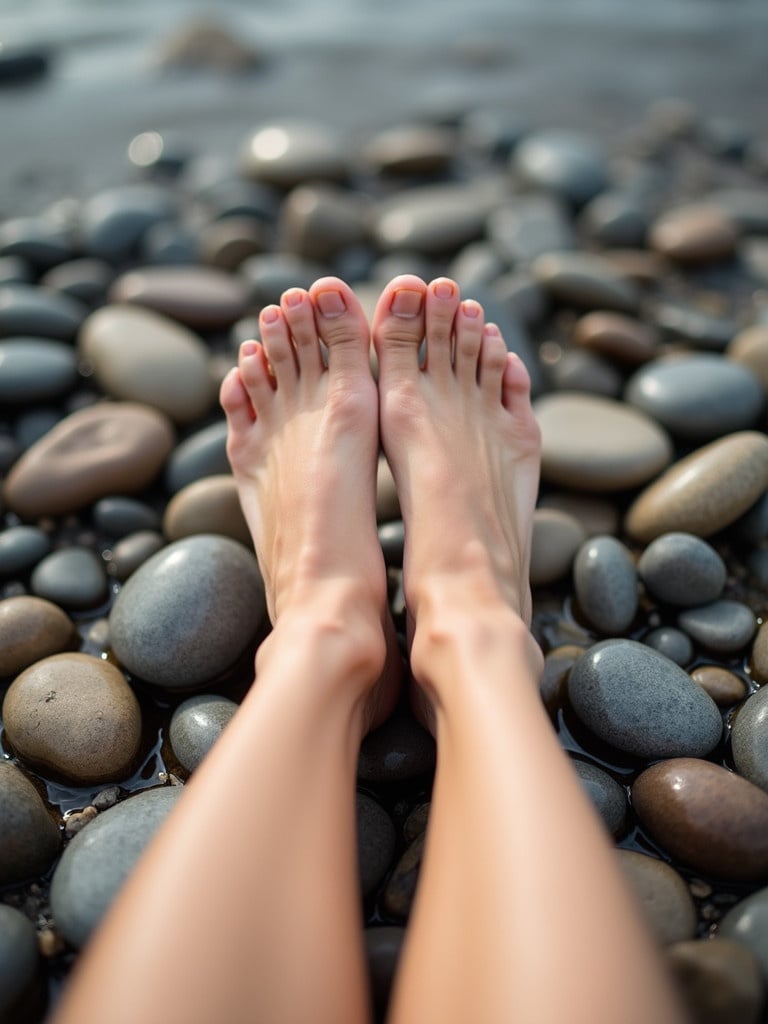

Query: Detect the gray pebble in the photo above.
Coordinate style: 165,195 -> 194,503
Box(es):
169,694 -> 238,772
731,685 -> 768,793
573,535 -> 638,635
0,283 -> 87,340
533,251 -> 639,313
31,546 -> 109,611
0,216 -> 73,270
93,496 -> 162,538
81,184 -> 178,262
0,525 -> 51,576
487,196 -> 574,264
580,190 -> 649,248
0,338 -> 79,403
358,708 -> 436,784
571,759 -> 627,836
513,131 -> 609,206
637,532 -> 726,607
718,886 -> 768,984
617,850 -> 697,945
239,253 -> 327,308
356,792 -> 396,897
642,626 -> 694,666
0,761 -> 60,886
40,257 -> 114,306
677,600 -> 756,653
0,905 -> 39,1019
164,420 -> 230,495
653,301 -> 736,350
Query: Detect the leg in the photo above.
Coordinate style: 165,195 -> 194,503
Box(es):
373,276 -> 686,1024
52,280 -> 400,1024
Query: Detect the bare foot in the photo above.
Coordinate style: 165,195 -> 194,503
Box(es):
372,273 -> 541,638
220,277 -> 400,728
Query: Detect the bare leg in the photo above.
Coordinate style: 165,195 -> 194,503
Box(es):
53,279 -> 399,1024
373,276 -> 686,1024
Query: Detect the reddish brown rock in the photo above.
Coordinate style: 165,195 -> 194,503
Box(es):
0,596 -> 76,677
690,665 -> 748,706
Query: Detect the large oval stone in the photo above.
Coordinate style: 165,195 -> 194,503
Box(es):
0,761 -> 60,885
79,305 -> 214,424
240,123 -> 350,187
625,431 -> 768,542
731,685 -> 768,793
0,595 -> 75,676
632,758 -> 768,881
649,203 -> 739,265
109,534 -> 266,689
532,252 -> 639,313
568,640 -> 722,758
666,938 -> 764,1024
719,887 -> 768,983
3,401 -> 175,519
109,266 -> 249,331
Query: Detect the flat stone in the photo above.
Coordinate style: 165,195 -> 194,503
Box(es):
49,786 -> 182,948
533,252 -> 639,313
573,535 -> 638,635
163,475 -> 250,547
357,707 -> 436,784
0,595 -> 75,676
0,338 -> 79,403
573,312 -> 658,365
690,666 -> 748,707
637,533 -> 726,607
80,184 -> 178,262
30,546 -> 109,610
632,758 -> 768,881
169,694 -> 238,772
165,420 -> 229,494
0,904 -> 40,1020
530,508 -> 586,586
3,652 -> 142,784
240,123 -> 350,187
667,938 -> 764,1024
677,600 -> 756,654
487,196 -> 574,263
568,640 -> 722,759
3,401 -> 175,519
624,355 -> 764,441
0,761 -> 60,886
728,326 -> 768,393
40,257 -> 114,306
356,792 -> 396,898
373,182 -> 499,255
0,525 -> 51,576
642,626 -> 693,666
198,215 -> 269,271
535,392 -> 673,492
0,283 -> 87,340
625,432 -> 768,542
278,184 -> 370,262
731,685 -> 768,793
382,834 -> 424,919
93,497 -> 162,539
513,131 -> 608,206
79,304 -> 214,424
109,266 -> 250,331
110,534 -> 266,690
571,759 -> 626,836
650,204 -> 739,264
718,886 -> 768,983
107,530 -> 166,582
617,850 -> 697,945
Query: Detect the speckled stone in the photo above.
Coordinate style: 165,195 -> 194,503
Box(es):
0,595 -> 75,677
0,338 -> 79,403
0,283 -> 87,340
164,420 -> 229,495
718,887 -> 768,983
382,834 -> 424,919
513,131 -> 608,206
109,266 -> 250,331
535,392 -> 672,492
107,530 -> 165,583
573,311 -> 658,365
356,792 -> 396,898
568,640 -> 722,759
30,546 -> 109,610
637,533 -> 726,607
3,652 -> 142,784
731,685 -> 768,793
357,707 -> 436,784
667,938 -> 764,1024
50,786 -> 183,948
571,759 -> 626,836
163,475 -> 250,547
532,252 -> 639,313
677,600 -> 756,654
0,761 -> 60,885
110,534 -> 265,690
632,758 -> 768,881
169,694 -> 238,772
573,535 -> 638,635
240,123 -> 350,187
690,666 -> 748,707
0,904 -> 41,1021
530,508 -> 587,586
617,850 -> 697,945
642,627 -> 694,666
625,432 -> 768,542
728,326 -> 768,393
649,204 -> 739,265
0,525 -> 51,576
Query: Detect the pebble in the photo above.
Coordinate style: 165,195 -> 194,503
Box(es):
580,191 -> 649,248
537,492 -> 620,537
730,685 -> 768,793
728,325 -> 768,393
357,707 -> 436,784
50,786 -> 183,948
198,215 -> 269,271
667,938 -> 764,1024
624,354 -> 764,441
546,348 -> 622,398
642,626 -> 693,666
571,759 -> 626,836
0,904 -> 40,1021
0,283 -> 87,340
0,524 -> 51,576
652,300 -> 736,351
109,534 -> 266,689
677,600 -> 756,653
637,532 -> 726,607
487,196 -> 574,264
163,474 -> 250,546
534,392 -> 672,491
0,255 -> 31,285
80,184 -> 178,262
567,640 -> 722,759
691,666 -> 748,707
362,124 -> 455,177
403,803 -> 429,843
279,184 -> 369,262
632,758 -> 768,881
164,420 -> 230,494
718,886 -> 768,983
107,530 -> 166,582
625,431 -> 768,542
540,644 -> 584,716
169,694 -> 238,772
92,496 -> 162,539
365,926 -> 405,1021
708,187 -> 768,234
79,304 -> 214,424
356,792 -> 396,898
40,257 -> 114,306
0,595 -> 75,676
30,546 -> 109,610
2,652 -> 142,783
240,122 -> 350,187
513,130 -> 608,206
3,401 -> 175,519
530,508 -> 586,586
0,338 -> 79,403
382,834 -> 424,919
110,266 -> 250,331
374,182 -> 498,254
751,622 -> 768,683
532,252 -> 639,313
239,253 -> 326,308
573,535 -> 638,635
649,204 -> 739,264
572,311 -> 658,365
0,761 -> 60,886
376,457 -> 400,522
616,850 -> 697,944
378,520 -> 404,568
0,216 -> 73,271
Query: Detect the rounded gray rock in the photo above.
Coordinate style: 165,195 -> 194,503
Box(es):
642,626 -> 694,666
719,886 -> 768,983
568,639 -> 722,758
0,905 -> 39,1019
357,708 -> 436,784
110,534 -> 266,689
638,533 -> 726,607
0,283 -> 87,340
169,694 -> 238,772
573,535 -> 638,635
0,338 -> 79,403
677,600 -> 756,653
164,420 -> 229,495
81,184 -> 177,262
30,546 -> 109,610
0,761 -> 60,886
731,685 -> 768,793
0,524 -> 51,576
571,759 -> 627,836
93,496 -> 162,538
50,786 -> 182,948
356,792 -> 396,898
513,131 -> 608,206
617,850 -> 697,945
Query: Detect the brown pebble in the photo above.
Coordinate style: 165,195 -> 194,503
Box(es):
39,928 -> 66,958
749,621 -> 768,683
198,216 -> 270,271
64,805 -> 98,836
540,644 -> 585,716
163,475 -> 251,547
573,311 -> 659,365
667,938 -> 763,1024
691,665 -> 748,706
109,265 -> 250,330
728,325 -> 768,394
0,596 -> 76,677
650,204 -> 739,265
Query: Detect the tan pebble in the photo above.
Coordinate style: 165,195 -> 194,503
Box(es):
540,644 -> 584,715
0,596 -> 76,677
606,249 -> 665,284
537,492 -> 620,537
109,266 -> 249,331
728,325 -> 768,393
650,204 -> 739,265
691,665 -> 748,706
617,849 -> 697,944
530,508 -> 586,586
278,184 -> 370,262
198,216 -> 270,271
64,805 -> 98,836
573,311 -> 659,365
163,475 -> 251,547
632,758 -> 768,881
667,938 -> 764,1024
362,125 -> 455,177
625,431 -> 768,542
376,456 -> 400,522
39,928 -> 66,958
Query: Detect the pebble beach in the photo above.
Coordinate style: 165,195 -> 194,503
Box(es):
2,1 -> 768,1021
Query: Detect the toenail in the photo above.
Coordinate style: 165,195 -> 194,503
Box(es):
261,306 -> 280,323
284,290 -> 304,307
316,290 -> 347,318
434,281 -> 454,299
461,300 -> 481,319
391,289 -> 423,318
241,341 -> 258,356
484,323 -> 500,336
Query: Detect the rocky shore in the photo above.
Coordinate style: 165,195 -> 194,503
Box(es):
1,102 -> 768,1023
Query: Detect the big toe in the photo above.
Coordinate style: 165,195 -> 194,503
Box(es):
309,277 -> 372,377
372,274 -> 427,378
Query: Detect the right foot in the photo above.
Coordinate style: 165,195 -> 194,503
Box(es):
372,274 -> 541,632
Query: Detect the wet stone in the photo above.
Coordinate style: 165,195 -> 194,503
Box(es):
107,531 -> 165,582
533,252 -> 639,313
382,834 -> 424,919
573,312 -> 658,366
637,533 -> 726,607
730,685 -> 768,793
0,338 -> 79,403
0,904 -> 40,1020
356,792 -> 396,898
0,761 -> 60,886
617,850 -> 697,945
718,886 -> 768,983
240,123 -> 350,187
571,759 -> 626,836
92,496 -> 162,539
530,508 -> 586,587
649,203 -> 739,265
80,184 -> 178,262
169,694 -> 238,772
0,595 -> 75,677
513,130 -> 608,206
30,546 -> 109,610
677,600 -> 756,654
487,196 -> 574,264
164,420 -> 230,495
642,626 -> 693,666
110,266 -> 250,331
573,535 -> 638,635
0,525 -> 51,576
0,283 -> 87,340
3,652 -> 142,784
568,640 -> 722,759
690,665 -> 747,707
40,258 -> 114,307
163,474 -> 250,546
632,758 -> 768,881
358,707 -> 436,784
667,938 -> 764,1024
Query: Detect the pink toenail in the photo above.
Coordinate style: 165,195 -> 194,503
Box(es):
434,281 -> 454,299
284,290 -> 303,307
391,290 -> 423,318
461,301 -> 481,319
484,323 -> 500,336
316,290 -> 347,317
261,306 -> 280,323
241,341 -> 258,356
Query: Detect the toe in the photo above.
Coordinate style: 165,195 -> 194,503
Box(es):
238,340 -> 275,413
501,351 -> 533,410
425,278 -> 460,377
220,365 -> 255,436
259,305 -> 298,395
454,299 -> 484,387
478,324 -> 508,403
309,277 -> 372,380
371,274 -> 427,379
281,288 -> 324,382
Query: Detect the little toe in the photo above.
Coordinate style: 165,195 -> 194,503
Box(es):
238,340 -> 275,413
371,274 -> 427,380
259,305 -> 298,395
454,298 -> 484,387
425,278 -> 460,376
501,351 -> 533,410
309,277 -> 372,379
281,288 -> 324,381
478,324 -> 508,403
220,365 -> 255,436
